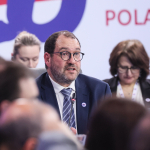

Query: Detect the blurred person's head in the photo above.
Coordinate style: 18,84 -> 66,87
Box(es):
85,98 -> 147,150
0,98 -> 82,150
0,61 -> 39,113
129,113 -> 150,150
44,30 -> 83,87
12,31 -> 41,68
0,57 -> 6,72
0,57 -> 5,63
109,40 -> 149,84
0,98 -> 53,150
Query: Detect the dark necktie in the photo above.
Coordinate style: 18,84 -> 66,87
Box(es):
61,88 -> 76,129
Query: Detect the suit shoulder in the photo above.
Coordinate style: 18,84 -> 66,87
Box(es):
36,72 -> 47,85
103,77 -> 118,84
78,74 -> 108,86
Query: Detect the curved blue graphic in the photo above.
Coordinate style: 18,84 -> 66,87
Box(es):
0,0 -> 86,42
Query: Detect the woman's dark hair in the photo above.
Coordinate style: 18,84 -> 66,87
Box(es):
109,40 -> 149,81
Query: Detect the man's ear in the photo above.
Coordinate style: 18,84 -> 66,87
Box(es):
44,52 -> 51,68
23,138 -> 37,150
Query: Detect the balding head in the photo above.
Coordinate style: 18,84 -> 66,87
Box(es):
0,98 -> 59,128
0,98 -> 60,150
0,98 -> 82,150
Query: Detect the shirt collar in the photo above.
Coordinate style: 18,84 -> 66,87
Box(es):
49,75 -> 75,94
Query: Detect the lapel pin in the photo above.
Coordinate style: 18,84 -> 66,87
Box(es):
145,98 -> 150,102
82,102 -> 86,107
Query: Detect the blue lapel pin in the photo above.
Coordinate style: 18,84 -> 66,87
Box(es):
145,98 -> 150,102
82,102 -> 86,107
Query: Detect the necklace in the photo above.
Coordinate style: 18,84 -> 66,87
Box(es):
118,81 -> 138,100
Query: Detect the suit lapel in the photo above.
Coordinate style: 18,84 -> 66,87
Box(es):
41,73 -> 61,117
75,76 -> 89,134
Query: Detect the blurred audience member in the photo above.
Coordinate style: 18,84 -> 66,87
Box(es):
129,113 -> 150,150
104,40 -> 150,107
85,98 -> 146,150
0,98 -> 83,150
11,31 -> 41,68
37,131 -> 82,150
0,61 -> 39,113
0,57 -> 6,72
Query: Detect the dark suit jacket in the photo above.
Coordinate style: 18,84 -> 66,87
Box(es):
104,77 -> 150,108
36,73 -> 111,134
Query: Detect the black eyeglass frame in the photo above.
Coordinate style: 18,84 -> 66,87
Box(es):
118,65 -> 140,74
52,51 -> 85,62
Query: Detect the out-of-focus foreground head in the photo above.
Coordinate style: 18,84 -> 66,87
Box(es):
0,60 -> 39,113
12,31 -> 41,68
85,98 -> 147,150
0,98 -> 82,150
129,113 -> 150,150
0,57 -> 6,72
0,98 -> 57,150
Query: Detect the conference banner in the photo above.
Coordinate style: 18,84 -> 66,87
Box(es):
0,0 -> 150,80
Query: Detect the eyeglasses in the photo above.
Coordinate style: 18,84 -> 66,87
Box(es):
118,65 -> 140,74
53,51 -> 85,61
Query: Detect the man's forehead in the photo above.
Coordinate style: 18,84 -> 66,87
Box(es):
56,35 -> 80,47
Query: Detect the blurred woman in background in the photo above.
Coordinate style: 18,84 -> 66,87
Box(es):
104,40 -> 150,108
11,31 -> 41,68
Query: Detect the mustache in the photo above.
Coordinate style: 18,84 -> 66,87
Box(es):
64,64 -> 77,70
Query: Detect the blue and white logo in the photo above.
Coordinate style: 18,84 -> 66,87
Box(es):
82,102 -> 86,107
0,0 -> 86,42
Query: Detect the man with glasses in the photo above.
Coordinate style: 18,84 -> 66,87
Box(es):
36,30 -> 111,134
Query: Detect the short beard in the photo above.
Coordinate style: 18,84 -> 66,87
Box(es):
50,60 -> 79,85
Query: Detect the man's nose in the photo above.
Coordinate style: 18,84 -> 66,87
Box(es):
67,54 -> 76,64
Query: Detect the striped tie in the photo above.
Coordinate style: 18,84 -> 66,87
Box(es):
61,88 -> 76,129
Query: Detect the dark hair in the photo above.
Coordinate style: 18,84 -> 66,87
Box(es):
0,57 -> 5,62
0,57 -> 6,72
12,31 -> 41,60
109,40 -> 149,81
85,98 -> 146,150
44,30 -> 81,69
0,117 -> 42,150
129,114 -> 150,150
0,61 -> 34,103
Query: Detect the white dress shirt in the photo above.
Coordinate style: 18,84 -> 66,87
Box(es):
49,76 -> 77,129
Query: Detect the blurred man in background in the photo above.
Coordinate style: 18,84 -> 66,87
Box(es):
0,59 -> 39,113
